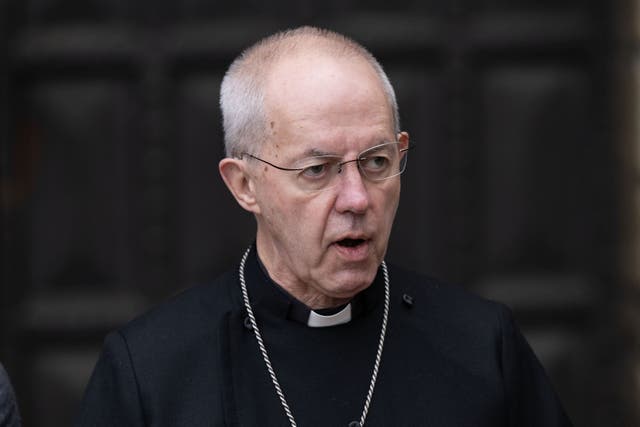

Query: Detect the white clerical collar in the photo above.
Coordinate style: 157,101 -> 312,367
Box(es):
307,303 -> 352,327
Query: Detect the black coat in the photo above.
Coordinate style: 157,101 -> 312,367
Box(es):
77,249 -> 572,426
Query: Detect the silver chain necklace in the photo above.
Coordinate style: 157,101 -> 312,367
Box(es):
238,247 -> 390,427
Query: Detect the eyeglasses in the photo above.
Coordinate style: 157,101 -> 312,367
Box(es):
241,141 -> 411,192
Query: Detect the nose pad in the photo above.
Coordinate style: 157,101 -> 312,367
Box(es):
337,158 -> 360,175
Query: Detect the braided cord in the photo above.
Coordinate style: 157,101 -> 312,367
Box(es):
239,248 -> 297,427
358,260 -> 390,427
238,247 -> 390,427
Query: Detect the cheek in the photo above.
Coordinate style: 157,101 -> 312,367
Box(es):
258,191 -> 292,235
298,198 -> 333,235
377,184 -> 400,216
386,191 -> 400,219
375,188 -> 401,244
266,193 -> 330,242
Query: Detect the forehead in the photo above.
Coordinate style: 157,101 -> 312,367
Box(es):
262,53 -> 394,155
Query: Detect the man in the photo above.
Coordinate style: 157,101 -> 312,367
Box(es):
77,27 -> 572,426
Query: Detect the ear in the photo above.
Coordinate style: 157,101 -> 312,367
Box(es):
397,131 -> 410,150
219,158 -> 261,214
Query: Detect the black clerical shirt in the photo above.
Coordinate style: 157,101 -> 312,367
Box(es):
76,247 -> 572,426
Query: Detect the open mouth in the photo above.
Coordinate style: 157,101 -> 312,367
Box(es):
336,238 -> 366,248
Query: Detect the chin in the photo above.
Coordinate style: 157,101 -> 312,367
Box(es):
329,269 -> 377,298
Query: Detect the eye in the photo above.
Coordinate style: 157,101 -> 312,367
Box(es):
301,162 -> 330,179
361,155 -> 390,171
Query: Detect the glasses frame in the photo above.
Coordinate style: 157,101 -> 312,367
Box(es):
240,141 -> 413,192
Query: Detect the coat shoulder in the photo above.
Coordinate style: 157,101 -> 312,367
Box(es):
390,265 -> 506,314
118,269 -> 239,351
388,265 -> 510,339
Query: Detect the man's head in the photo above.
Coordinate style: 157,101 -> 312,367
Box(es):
219,27 -> 409,309
220,26 -> 400,157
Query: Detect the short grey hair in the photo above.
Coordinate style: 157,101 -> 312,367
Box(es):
219,26 -> 400,157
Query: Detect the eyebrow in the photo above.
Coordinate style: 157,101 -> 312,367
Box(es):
301,148 -> 338,157
299,140 -> 393,158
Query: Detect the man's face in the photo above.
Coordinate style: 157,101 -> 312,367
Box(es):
249,54 -> 407,308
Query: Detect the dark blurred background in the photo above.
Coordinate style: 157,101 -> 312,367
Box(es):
2,0 -> 639,426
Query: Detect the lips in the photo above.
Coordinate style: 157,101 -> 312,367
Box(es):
332,235 -> 370,261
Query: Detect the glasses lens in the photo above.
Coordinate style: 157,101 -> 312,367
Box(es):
293,156 -> 341,192
288,142 -> 409,192
359,142 -> 407,181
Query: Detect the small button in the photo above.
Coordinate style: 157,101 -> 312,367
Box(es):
243,316 -> 253,330
402,293 -> 414,307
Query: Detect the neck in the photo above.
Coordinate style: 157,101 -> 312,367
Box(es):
255,238 -> 351,310
299,293 -> 351,311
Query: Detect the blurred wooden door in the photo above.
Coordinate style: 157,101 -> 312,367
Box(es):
1,1 -> 614,426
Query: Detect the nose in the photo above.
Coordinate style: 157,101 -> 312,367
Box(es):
334,161 -> 370,214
